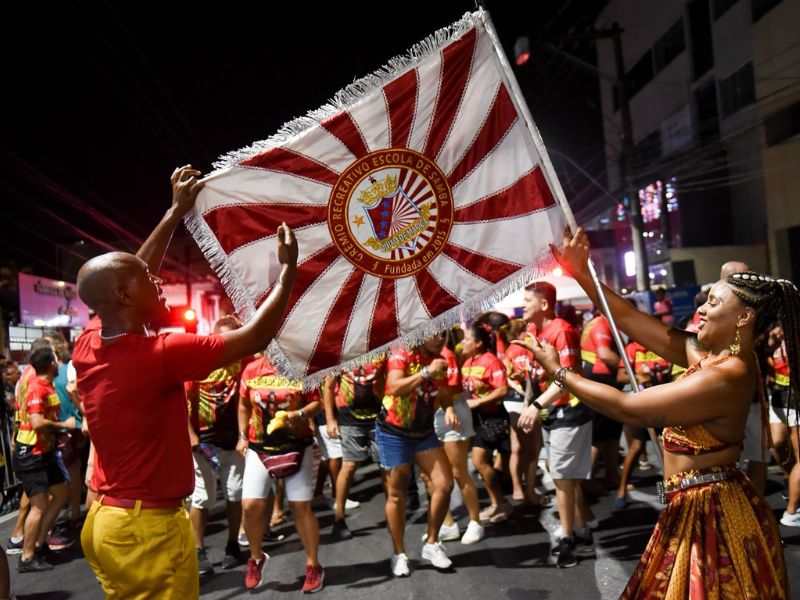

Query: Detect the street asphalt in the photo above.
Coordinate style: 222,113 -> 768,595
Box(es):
8,449 -> 800,599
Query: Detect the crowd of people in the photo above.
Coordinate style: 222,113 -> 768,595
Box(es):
3,167 -> 798,599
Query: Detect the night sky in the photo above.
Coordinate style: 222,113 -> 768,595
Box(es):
2,0 -> 607,283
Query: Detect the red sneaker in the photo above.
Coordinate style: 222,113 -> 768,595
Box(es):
244,554 -> 269,589
302,563 -> 324,593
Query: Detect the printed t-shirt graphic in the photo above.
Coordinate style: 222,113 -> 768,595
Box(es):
379,347 -> 449,438
504,341 -> 533,395
461,352 -> 507,415
526,319 -> 590,429
336,355 -> 387,426
13,364 -> 37,430
240,357 -> 317,453
186,360 -> 244,449
441,346 -> 461,389
623,342 -> 671,387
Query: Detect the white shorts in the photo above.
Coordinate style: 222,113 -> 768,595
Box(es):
191,448 -> 244,510
740,402 -> 769,464
770,405 -> 800,427
315,425 -> 343,461
434,400 -> 475,442
242,446 -> 314,502
542,422 -> 592,480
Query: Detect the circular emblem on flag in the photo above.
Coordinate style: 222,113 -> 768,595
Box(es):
327,148 -> 454,278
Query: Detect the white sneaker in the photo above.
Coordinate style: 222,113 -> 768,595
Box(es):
460,520 -> 484,545
421,541 -> 452,570
586,518 -> 599,530
421,521 -> 460,542
331,498 -> 361,511
780,510 -> 800,527
438,521 -> 460,541
390,552 -> 410,577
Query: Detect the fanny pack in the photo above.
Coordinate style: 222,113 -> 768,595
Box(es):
256,446 -> 306,479
477,413 -> 509,443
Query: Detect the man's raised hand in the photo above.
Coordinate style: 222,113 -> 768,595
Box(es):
170,164 -> 204,217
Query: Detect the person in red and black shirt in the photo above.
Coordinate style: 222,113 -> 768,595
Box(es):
73,165 -> 298,600
581,311 -> 623,489
516,281 -> 595,568
461,323 -> 512,524
377,332 -> 457,577
613,341 -> 670,509
324,355 -> 387,541
185,315 -> 248,576
237,356 -> 323,591
12,348 -> 76,572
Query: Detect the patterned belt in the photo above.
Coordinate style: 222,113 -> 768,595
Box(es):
656,471 -> 729,504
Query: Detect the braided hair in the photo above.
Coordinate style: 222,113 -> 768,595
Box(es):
727,271 -> 800,430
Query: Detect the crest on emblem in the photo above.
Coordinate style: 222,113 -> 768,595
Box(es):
362,177 -> 423,252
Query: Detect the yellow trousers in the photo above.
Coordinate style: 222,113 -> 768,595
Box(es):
81,500 -> 198,600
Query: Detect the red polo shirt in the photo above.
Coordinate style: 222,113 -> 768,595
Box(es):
73,317 -> 224,501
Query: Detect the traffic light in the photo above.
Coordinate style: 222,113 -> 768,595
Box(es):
166,305 -> 198,333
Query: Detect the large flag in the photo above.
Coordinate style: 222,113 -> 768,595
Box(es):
188,10 -> 572,382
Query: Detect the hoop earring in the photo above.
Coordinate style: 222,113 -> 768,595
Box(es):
729,328 -> 741,355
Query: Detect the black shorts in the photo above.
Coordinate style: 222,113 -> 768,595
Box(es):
15,454 -> 67,497
471,412 -> 511,454
592,412 -> 624,443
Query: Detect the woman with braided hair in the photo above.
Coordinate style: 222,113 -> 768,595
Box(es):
514,227 -> 792,599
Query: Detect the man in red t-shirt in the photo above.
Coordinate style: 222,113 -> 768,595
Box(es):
12,348 -> 76,572
7,336 -> 59,559
581,311 -> 623,490
516,281 -> 594,568
73,165 -> 298,600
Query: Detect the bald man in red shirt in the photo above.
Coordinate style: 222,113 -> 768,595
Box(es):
73,165 -> 298,599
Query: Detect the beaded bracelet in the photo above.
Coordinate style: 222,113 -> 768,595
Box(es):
553,367 -> 568,389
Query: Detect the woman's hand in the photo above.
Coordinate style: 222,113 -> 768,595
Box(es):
517,404 -> 540,433
551,226 -> 591,281
236,437 -> 249,458
276,223 -> 298,269
444,405 -> 460,430
511,339 -> 561,375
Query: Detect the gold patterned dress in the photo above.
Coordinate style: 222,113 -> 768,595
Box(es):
620,360 -> 788,599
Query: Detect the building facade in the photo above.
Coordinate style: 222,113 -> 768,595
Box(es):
592,0 -> 799,287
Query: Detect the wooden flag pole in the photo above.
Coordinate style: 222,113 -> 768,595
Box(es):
478,5 -> 664,469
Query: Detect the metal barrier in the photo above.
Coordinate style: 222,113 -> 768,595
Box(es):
0,415 -> 22,494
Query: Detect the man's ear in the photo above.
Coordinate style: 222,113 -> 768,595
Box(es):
112,284 -> 132,307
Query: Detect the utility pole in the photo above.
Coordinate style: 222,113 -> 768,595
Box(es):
520,24 -> 650,290
611,23 -> 650,291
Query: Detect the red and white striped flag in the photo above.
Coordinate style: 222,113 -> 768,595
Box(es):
188,10 -> 571,381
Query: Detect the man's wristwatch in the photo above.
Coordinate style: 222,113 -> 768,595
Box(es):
532,400 -> 544,410
420,366 -> 431,379
297,409 -> 306,420
238,431 -> 247,441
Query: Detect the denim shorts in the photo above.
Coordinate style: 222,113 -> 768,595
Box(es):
375,425 -> 441,469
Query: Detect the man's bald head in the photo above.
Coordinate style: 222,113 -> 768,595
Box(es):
720,261 -> 751,280
77,252 -> 143,311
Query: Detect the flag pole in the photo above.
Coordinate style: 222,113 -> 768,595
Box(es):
477,6 -> 663,468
